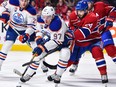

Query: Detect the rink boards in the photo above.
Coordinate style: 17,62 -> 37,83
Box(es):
0,21 -> 116,51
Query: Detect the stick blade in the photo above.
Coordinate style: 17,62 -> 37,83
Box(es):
13,69 -> 22,76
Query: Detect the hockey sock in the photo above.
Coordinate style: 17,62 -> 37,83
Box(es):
91,46 -> 107,75
104,45 -> 116,63
0,52 -> 7,62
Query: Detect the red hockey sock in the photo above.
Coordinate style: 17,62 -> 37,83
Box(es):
105,44 -> 116,57
91,46 -> 107,75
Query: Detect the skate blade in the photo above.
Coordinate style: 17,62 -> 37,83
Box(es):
70,72 -> 75,76
102,83 -> 108,87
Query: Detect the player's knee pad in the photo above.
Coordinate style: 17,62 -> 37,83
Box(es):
1,41 -> 14,54
91,46 -> 104,59
59,48 -> 70,61
105,44 -> 116,57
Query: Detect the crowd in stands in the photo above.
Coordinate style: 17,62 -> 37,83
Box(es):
0,0 -> 116,21
30,0 -> 78,21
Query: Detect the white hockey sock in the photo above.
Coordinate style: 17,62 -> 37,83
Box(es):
56,59 -> 68,76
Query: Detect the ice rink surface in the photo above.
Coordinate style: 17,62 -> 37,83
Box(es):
0,51 -> 116,87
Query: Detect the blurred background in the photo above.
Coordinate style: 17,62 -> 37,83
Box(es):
0,0 -> 116,51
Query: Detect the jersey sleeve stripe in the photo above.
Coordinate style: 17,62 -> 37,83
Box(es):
79,27 -> 91,38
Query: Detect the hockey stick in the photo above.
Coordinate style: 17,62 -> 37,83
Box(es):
8,22 -> 31,47
22,54 -> 37,76
22,46 -> 59,67
43,61 -> 57,69
13,46 -> 59,76
13,69 -> 22,76
13,54 -> 37,76
13,69 -> 37,77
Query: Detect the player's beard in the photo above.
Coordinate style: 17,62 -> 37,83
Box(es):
78,12 -> 87,19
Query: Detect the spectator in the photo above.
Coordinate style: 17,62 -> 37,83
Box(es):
64,0 -> 77,10
29,0 -> 39,13
0,0 -> 4,5
50,0 -> 59,7
44,0 -> 52,6
37,8 -> 42,17
64,8 -> 72,22
56,0 -> 68,19
29,0 -> 36,6
35,0 -> 45,9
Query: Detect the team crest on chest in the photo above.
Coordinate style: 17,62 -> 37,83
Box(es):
13,13 -> 24,24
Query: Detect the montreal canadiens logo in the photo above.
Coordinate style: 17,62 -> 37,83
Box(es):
13,13 -> 24,24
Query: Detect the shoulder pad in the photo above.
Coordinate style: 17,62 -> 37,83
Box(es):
85,12 -> 97,22
49,16 -> 62,31
26,5 -> 36,15
37,16 -> 44,23
9,0 -> 19,6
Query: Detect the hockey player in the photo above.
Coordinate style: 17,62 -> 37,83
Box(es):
19,6 -> 71,83
0,0 -> 37,70
47,1 -> 108,84
103,6 -> 116,63
69,0 -> 116,77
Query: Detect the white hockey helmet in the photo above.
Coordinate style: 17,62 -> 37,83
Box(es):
42,6 -> 55,17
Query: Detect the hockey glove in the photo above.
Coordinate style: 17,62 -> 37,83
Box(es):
105,21 -> 113,29
35,35 -> 50,45
105,17 -> 114,30
33,45 -> 44,56
42,35 -> 50,43
35,36 -> 43,45
33,47 -> 40,56
65,29 -> 74,40
19,33 -> 29,43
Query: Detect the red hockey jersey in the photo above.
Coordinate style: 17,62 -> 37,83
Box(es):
69,11 -> 101,47
93,2 -> 116,32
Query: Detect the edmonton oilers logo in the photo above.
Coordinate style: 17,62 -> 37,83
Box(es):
13,13 -> 24,24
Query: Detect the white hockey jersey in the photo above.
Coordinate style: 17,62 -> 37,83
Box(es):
2,0 -> 37,35
36,15 -> 68,42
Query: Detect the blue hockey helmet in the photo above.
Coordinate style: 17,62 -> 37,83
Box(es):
82,0 -> 93,2
75,1 -> 88,11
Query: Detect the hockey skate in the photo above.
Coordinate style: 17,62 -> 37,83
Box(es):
69,64 -> 78,74
20,72 -> 36,83
101,75 -> 108,83
47,73 -> 61,84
